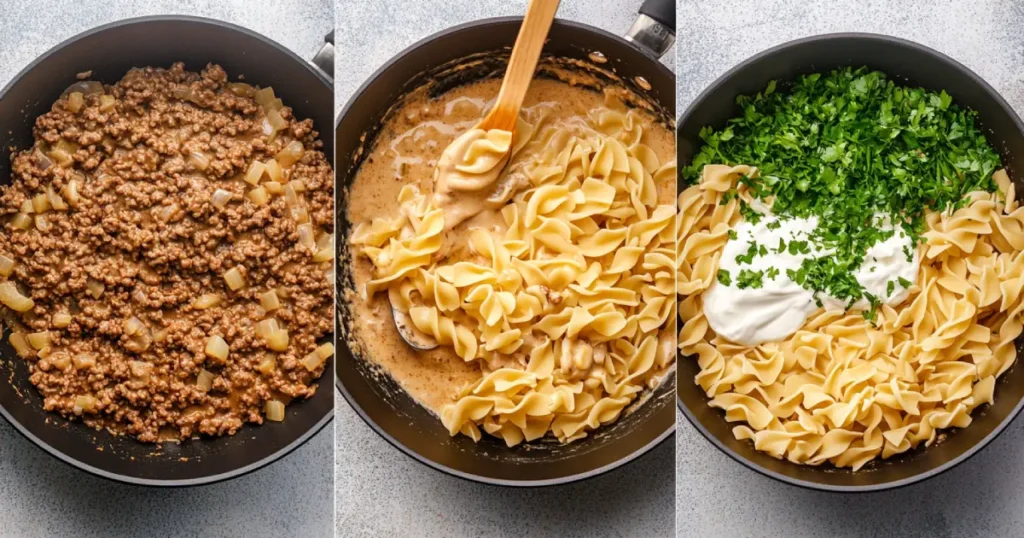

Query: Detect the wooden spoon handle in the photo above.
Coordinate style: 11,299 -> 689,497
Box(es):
483,0 -> 560,132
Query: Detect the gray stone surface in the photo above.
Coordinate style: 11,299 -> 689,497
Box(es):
0,2 -> 334,537
676,1 -> 1024,537
335,1 -> 676,537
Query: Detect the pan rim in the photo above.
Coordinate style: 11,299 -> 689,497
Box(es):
334,15 -> 676,487
0,14 -> 334,488
675,31 -> 1024,493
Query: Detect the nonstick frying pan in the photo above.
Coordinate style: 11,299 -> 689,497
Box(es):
335,0 -> 677,486
676,33 -> 1024,492
0,16 -> 335,487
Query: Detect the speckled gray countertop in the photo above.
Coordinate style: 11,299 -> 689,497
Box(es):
676,1 -> 1024,537
0,2 -> 334,537
335,1 -> 676,537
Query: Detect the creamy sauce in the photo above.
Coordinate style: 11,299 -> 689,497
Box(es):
345,77 -> 675,415
704,212 -> 918,346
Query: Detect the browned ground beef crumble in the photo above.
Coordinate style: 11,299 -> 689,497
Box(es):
0,63 -> 334,442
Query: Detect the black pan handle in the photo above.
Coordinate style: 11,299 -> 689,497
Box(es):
625,0 -> 676,59
311,30 -> 335,79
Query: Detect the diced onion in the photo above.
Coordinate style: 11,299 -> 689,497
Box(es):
73,395 -> 97,414
152,328 -> 168,343
265,400 -> 285,422
265,110 -> 287,135
62,80 -> 103,96
211,189 -> 233,209
256,355 -> 276,375
188,151 -> 210,171
267,329 -> 289,352
247,187 -> 270,206
264,159 -> 283,182
27,331 -> 50,350
254,87 -> 276,108
73,353 -> 96,370
0,281 -> 34,312
0,255 -> 15,277
228,82 -> 255,98
259,289 -> 281,312
86,278 -> 104,299
99,94 -> 115,112
288,179 -> 306,193
300,351 -> 323,372
297,223 -> 316,253
193,293 -> 222,309
315,342 -> 335,359
50,352 -> 71,370
34,148 -> 53,171
10,213 -> 32,231
223,267 -> 245,291
290,205 -> 310,224
62,180 -> 82,207
48,149 -> 71,167
67,92 -> 84,113
130,360 -> 153,380
47,187 -> 68,211
34,214 -> 51,232
255,318 -> 279,340
153,203 -> 180,223
196,369 -> 215,391
268,98 -> 284,111
244,161 -> 266,185
283,183 -> 300,208
52,312 -> 72,328
37,347 -> 53,360
9,332 -> 32,358
264,181 -> 283,195
205,335 -> 229,363
275,141 -> 304,168
20,200 -> 34,214
313,245 -> 335,263
124,316 -> 144,336
32,194 -> 51,213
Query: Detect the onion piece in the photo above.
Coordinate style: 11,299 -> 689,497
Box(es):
300,351 -> 323,372
10,213 -> 32,231
34,148 -> 53,171
152,328 -> 169,343
254,87 -> 276,108
47,187 -> 68,211
124,316 -> 144,336
267,328 -> 289,352
34,214 -> 51,232
0,255 -> 15,277
193,293 -> 222,309
50,352 -> 71,370
73,395 -> 97,414
259,289 -> 280,312
99,94 -> 116,112
256,355 -> 276,376
205,335 -> 229,363
196,369 -> 215,391
211,189 -> 234,209
266,109 -> 287,133
48,148 -> 72,168
9,332 -> 33,357
73,354 -> 96,370
85,278 -> 104,299
297,223 -> 316,253
67,92 -> 84,113
130,360 -> 153,380
27,331 -> 51,350
223,267 -> 245,291
265,400 -> 285,422
255,318 -> 279,340
32,194 -> 51,213
20,200 -> 34,214
264,181 -> 283,195
188,151 -> 210,171
244,161 -> 266,185
290,205 -> 310,224
315,342 -> 335,359
247,187 -> 270,206
275,141 -> 304,168
228,82 -> 255,98
52,312 -> 72,328
62,81 -> 103,96
62,180 -> 82,207
312,245 -> 335,263
264,159 -> 283,183
0,281 -> 34,312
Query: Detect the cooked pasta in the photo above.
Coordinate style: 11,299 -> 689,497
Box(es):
679,164 -> 1024,469
350,81 -> 676,446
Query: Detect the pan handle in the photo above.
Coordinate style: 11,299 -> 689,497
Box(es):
311,30 -> 335,79
625,0 -> 676,59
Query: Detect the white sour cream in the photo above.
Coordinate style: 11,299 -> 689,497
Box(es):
703,213 -> 918,346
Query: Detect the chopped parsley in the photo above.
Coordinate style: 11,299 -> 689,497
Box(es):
898,276 -> 912,288
728,229 -> 738,240
735,243 -> 759,265
765,267 -> 780,280
736,269 -> 764,289
717,269 -> 732,286
684,67 -> 1001,307
886,280 -> 895,296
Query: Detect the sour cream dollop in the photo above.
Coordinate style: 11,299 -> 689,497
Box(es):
703,213 -> 919,346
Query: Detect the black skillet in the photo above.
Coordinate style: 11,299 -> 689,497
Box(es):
335,0 -> 677,486
0,16 -> 335,487
676,33 -> 1024,492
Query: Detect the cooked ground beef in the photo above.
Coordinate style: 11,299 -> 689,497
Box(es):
0,63 -> 334,442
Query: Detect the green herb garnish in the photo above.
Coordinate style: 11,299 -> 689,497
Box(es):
718,269 -> 732,286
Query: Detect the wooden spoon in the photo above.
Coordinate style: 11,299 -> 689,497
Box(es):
393,0 -> 561,351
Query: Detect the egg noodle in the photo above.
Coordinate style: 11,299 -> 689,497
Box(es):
353,106 -> 677,446
678,164 -> 1024,469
